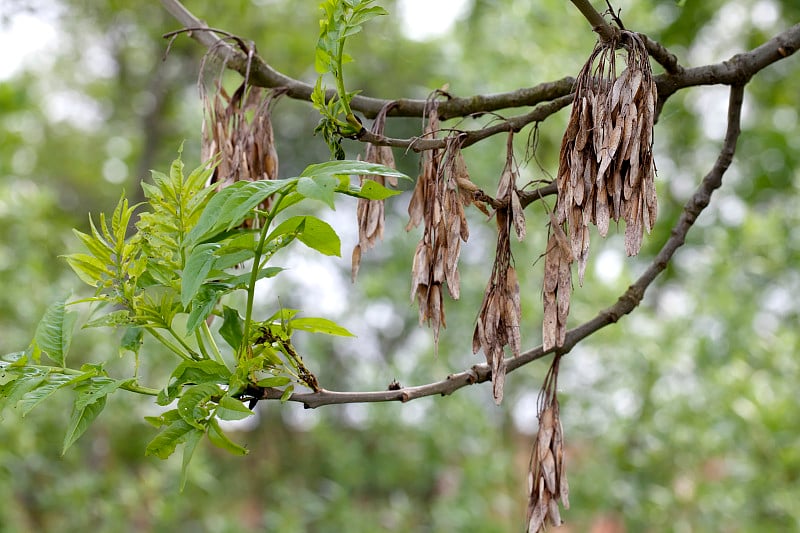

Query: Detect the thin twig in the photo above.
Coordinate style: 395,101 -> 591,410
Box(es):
568,0 -> 619,42
639,33 -> 683,74
356,95 -> 574,152
250,84 -> 745,409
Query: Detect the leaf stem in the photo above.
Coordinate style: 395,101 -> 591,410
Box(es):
119,381 -> 160,396
201,320 -> 229,370
194,328 -> 211,359
334,34 -> 357,128
145,327 -> 194,362
241,193 -> 286,361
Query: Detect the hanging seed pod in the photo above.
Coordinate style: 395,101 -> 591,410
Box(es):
201,79 -> 283,228
351,102 -> 398,281
407,99 -> 471,352
555,29 -> 657,274
527,355 -> 569,533
472,133 -> 522,404
545,30 -> 657,350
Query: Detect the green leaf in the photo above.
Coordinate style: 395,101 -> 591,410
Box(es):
349,5 -> 388,26
83,309 -> 132,329
300,160 -> 408,181
32,298 -> 78,367
280,384 -> 294,403
62,394 -> 107,454
119,327 -> 144,356
220,306 -> 245,351
255,376 -> 291,388
64,254 -> 110,287
177,382 -> 222,429
144,408 -> 182,428
216,394 -> 255,421
354,179 -> 404,200
158,360 -> 231,406
186,179 -> 296,245
268,216 -> 341,257
72,227 -> 113,264
290,317 -> 355,337
207,418 -> 248,455
224,267 -> 284,289
0,370 -> 45,414
181,243 -> 220,308
145,417 -> 195,459
213,249 -> 254,271
185,285 -> 221,333
296,175 -> 339,209
180,427 -> 204,491
74,377 -> 128,411
17,373 -> 72,417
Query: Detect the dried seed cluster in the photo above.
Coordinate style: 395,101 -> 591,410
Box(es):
201,82 -> 281,225
545,30 -> 658,350
472,133 -> 525,404
352,103 -> 398,281
407,102 -> 470,350
526,358 -> 569,533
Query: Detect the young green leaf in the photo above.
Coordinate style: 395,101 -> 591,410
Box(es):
290,317 -> 355,337
352,179 -> 404,200
185,285 -> 222,333
223,267 -> 284,289
280,384 -> 294,403
64,253 -> 111,287
83,309 -> 133,329
32,298 -> 78,367
296,175 -> 339,209
159,360 -> 231,406
180,427 -> 204,491
17,373 -> 72,417
255,376 -> 291,388
300,160 -> 408,181
119,327 -> 144,356
74,377 -> 129,411
145,417 -> 195,459
62,394 -> 107,455
216,394 -> 255,421
186,179 -> 296,246
207,418 -> 248,455
177,382 -> 222,429
220,306 -> 245,351
268,216 -> 341,257
0,370 -> 45,414
181,243 -> 220,308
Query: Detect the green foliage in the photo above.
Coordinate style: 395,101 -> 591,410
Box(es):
1,150 -> 406,477
312,0 -> 388,158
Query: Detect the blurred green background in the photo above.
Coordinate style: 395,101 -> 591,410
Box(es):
1,0 -> 799,531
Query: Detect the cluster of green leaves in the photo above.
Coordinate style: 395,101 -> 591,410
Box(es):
0,151 -> 406,486
312,0 -> 388,159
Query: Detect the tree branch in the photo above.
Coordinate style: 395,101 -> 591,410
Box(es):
161,0 -> 798,129
251,84 -> 745,409
355,95 -> 574,151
